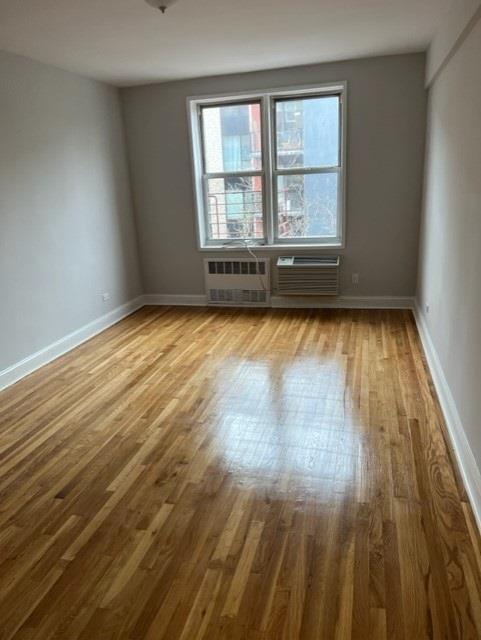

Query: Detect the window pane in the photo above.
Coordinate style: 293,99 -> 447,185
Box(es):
202,103 -> 262,173
277,173 -> 338,239
207,176 -> 264,241
276,96 -> 339,169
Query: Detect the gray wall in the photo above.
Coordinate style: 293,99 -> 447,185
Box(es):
417,17 -> 481,468
121,53 -> 427,297
0,51 -> 142,371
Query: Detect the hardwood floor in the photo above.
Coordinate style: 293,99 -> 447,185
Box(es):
1,307 -> 481,639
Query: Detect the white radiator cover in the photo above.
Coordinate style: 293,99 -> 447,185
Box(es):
276,256 -> 340,295
204,258 -> 271,306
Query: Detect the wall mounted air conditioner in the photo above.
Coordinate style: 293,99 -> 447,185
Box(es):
276,256 -> 340,295
204,258 -> 270,306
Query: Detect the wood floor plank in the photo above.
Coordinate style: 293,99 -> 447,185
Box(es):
1,307 -> 481,639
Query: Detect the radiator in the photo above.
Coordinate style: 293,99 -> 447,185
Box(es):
276,256 -> 340,295
204,258 -> 271,306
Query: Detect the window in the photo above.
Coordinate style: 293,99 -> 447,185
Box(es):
188,83 -> 346,248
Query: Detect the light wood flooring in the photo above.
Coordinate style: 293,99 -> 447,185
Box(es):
1,307 -> 481,639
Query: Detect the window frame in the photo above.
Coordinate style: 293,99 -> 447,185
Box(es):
199,99 -> 266,244
187,82 -> 347,250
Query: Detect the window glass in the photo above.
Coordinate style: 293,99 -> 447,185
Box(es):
206,176 -> 264,241
202,103 -> 262,173
276,96 -> 340,169
277,173 -> 338,239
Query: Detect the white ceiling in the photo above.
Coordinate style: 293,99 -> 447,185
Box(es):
0,0 -> 453,87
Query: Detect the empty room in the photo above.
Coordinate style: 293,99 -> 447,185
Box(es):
1,0 -> 481,638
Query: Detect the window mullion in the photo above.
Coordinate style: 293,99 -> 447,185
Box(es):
262,95 -> 274,246
204,170 -> 263,180
275,166 -> 340,177
202,175 -> 212,244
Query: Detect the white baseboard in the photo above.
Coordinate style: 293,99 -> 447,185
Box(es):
413,302 -> 481,531
144,294 -> 208,306
144,293 -> 414,310
0,296 -> 144,393
271,295 -> 414,309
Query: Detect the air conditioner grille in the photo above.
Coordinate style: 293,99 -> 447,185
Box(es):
277,256 -> 340,296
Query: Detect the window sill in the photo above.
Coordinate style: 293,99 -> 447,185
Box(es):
198,242 -> 344,252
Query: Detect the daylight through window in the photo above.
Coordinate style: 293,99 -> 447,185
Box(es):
189,84 -> 345,247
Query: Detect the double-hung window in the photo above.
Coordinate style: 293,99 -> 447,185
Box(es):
188,83 -> 346,249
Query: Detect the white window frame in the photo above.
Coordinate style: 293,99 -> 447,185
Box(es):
187,82 -> 347,251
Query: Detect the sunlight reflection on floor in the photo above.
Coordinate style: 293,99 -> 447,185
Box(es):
209,356 -> 366,497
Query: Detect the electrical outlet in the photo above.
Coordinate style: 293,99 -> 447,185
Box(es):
425,303 -> 430,314
352,273 -> 360,284
102,292 -> 111,302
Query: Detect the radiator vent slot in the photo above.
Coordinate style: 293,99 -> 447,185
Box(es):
277,256 -> 340,296
209,289 -> 267,305
207,260 -> 266,276
204,258 -> 270,307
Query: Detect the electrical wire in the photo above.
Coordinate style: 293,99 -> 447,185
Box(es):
221,239 -> 269,293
